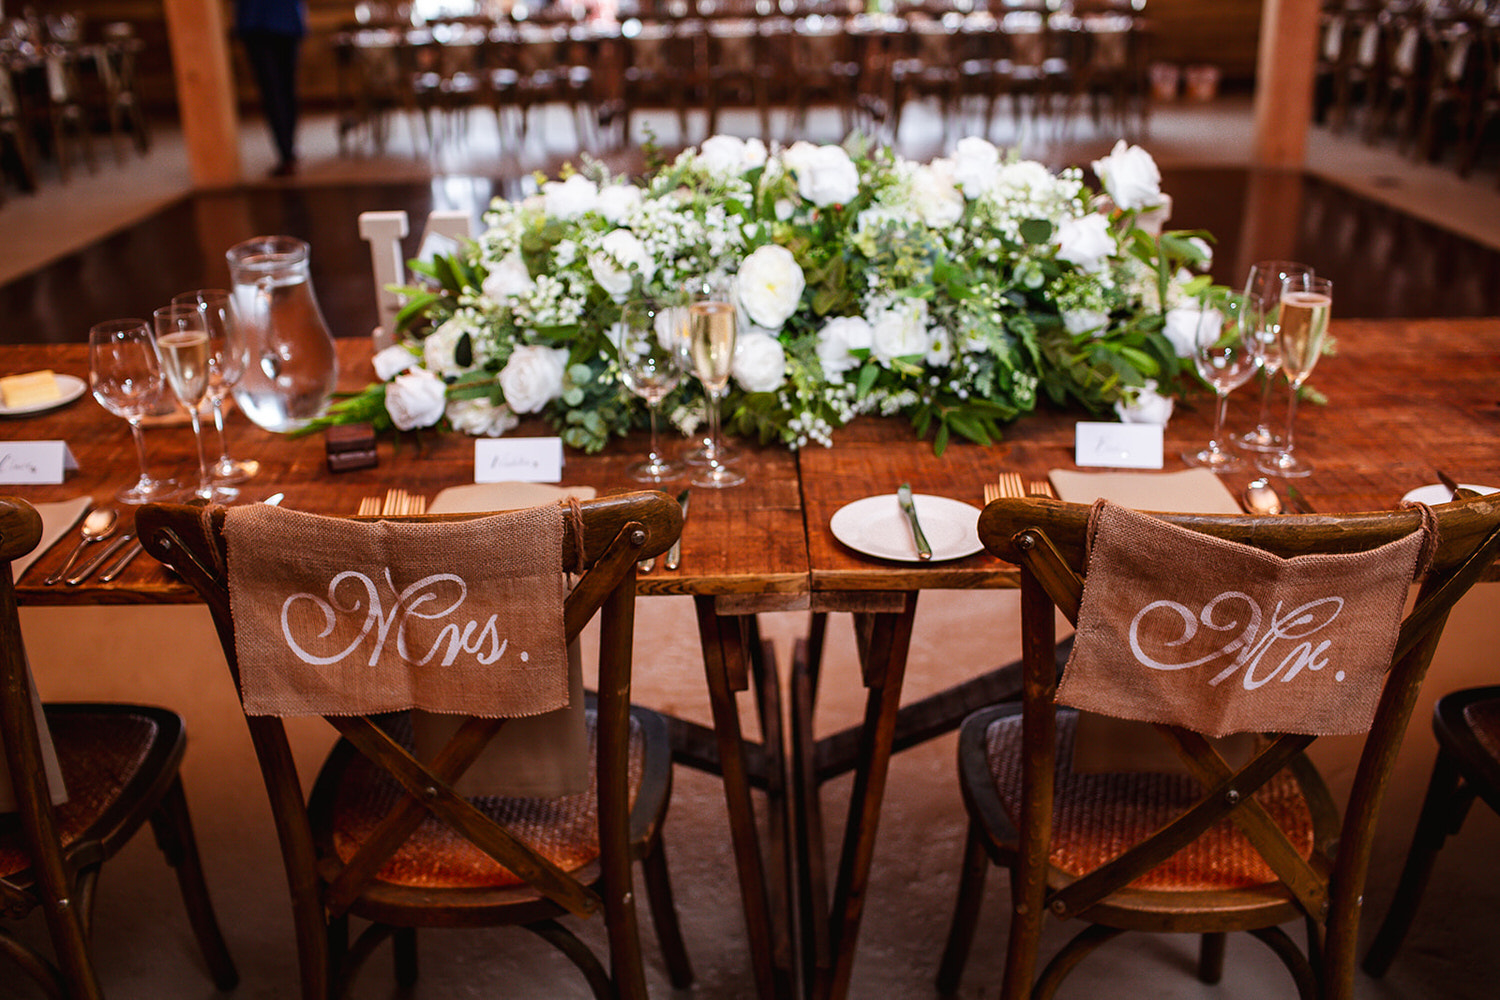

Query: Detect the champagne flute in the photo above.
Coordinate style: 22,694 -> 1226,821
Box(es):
617,298 -> 685,483
88,319 -> 179,504
153,303 -> 238,502
1235,260 -> 1313,453
1257,274 -> 1333,479
684,274 -> 745,489
172,289 -> 260,484
1182,293 -> 1257,472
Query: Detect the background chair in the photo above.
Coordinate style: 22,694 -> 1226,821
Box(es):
936,494 -> 1500,1000
137,491 -> 691,1000
1363,683 -> 1500,977
0,495 -> 238,999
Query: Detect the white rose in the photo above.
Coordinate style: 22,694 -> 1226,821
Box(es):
445,398 -> 520,437
423,319 -> 474,378
816,315 -> 872,381
782,141 -> 860,207
995,159 -> 1056,196
542,174 -> 599,219
1114,379 -> 1174,425
911,163 -> 964,228
733,330 -> 787,393
1163,304 -> 1217,358
373,343 -> 416,380
698,135 -> 751,176
498,345 -> 569,414
741,137 -> 768,169
1062,309 -> 1109,337
597,184 -> 643,224
737,245 -> 805,330
950,136 -> 1001,198
1091,139 -> 1163,212
870,300 -> 931,362
1055,214 -> 1115,274
385,368 -> 447,431
588,229 -> 655,303
481,252 -> 533,302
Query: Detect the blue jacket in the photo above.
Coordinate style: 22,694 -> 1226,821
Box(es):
236,0 -> 306,38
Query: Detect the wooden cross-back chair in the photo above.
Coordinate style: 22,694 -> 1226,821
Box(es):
937,494 -> 1500,1000
0,496 -> 238,999
137,491 -> 692,1000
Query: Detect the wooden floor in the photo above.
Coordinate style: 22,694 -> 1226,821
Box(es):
6,99 -> 1500,345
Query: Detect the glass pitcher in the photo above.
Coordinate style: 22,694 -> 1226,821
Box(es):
226,235 -> 339,433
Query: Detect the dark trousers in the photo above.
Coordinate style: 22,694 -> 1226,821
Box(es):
240,30 -> 301,165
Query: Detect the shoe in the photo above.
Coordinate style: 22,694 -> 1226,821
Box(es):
270,158 -> 297,178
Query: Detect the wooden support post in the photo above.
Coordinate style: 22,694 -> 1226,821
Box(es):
1252,0 -> 1322,167
162,0 -> 241,187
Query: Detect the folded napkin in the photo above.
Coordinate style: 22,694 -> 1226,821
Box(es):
10,495 -> 92,583
428,482 -> 596,514
1048,467 -> 1242,515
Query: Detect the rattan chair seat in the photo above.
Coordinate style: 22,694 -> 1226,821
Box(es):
1464,697 -> 1500,761
0,710 -> 157,880
326,711 -> 645,890
983,711 -> 1317,892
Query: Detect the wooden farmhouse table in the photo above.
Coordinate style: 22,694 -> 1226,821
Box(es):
3,317 -> 1498,1000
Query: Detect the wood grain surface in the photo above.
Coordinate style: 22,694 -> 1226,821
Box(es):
4,317 -> 1498,605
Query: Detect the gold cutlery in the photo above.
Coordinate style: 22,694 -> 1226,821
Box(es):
1028,478 -> 1056,499
358,490 -> 428,516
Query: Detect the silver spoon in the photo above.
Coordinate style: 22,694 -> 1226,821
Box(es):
1242,478 -> 1283,516
44,506 -> 119,585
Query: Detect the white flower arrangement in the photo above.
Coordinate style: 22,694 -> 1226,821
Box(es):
317,135 -> 1220,453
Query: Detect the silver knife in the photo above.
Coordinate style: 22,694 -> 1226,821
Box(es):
665,488 -> 690,570
897,483 -> 932,561
97,539 -> 143,583
66,532 -> 134,585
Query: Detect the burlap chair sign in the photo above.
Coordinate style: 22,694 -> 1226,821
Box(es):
223,502 -> 584,796
1057,500 -> 1436,739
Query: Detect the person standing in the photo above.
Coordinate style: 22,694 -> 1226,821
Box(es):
236,0 -> 305,177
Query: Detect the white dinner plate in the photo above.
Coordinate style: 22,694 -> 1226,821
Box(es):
0,374 -> 86,417
830,493 -> 983,563
1401,483 -> 1499,505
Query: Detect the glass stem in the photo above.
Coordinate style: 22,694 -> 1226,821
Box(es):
210,395 -> 232,462
1281,383 -> 1302,456
646,402 -> 661,462
187,406 -> 212,494
1211,391 -> 1230,452
705,390 -> 723,468
1252,365 -> 1277,434
129,420 -> 153,482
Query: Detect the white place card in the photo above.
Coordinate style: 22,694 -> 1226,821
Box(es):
475,437 -> 564,484
1074,422 -> 1164,470
0,441 -> 78,484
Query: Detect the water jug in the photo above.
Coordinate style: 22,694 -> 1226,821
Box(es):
226,235 -> 339,433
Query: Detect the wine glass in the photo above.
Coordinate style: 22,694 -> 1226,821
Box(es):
683,274 -> 745,489
1181,293 -> 1257,472
172,289 -> 259,484
617,298 -> 685,483
1234,260 -> 1314,453
153,303 -> 238,502
1257,274 -> 1333,479
88,319 -> 179,504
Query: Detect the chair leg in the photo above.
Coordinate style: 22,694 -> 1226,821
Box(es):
1363,748 -> 1469,977
935,817 -> 990,996
148,775 -> 240,990
393,926 -> 418,988
639,831 -> 694,988
1198,931 -> 1227,984
1248,925 -> 1319,1000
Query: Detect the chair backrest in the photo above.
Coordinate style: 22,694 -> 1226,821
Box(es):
136,491 -> 681,997
977,494 -> 1500,983
0,496 -> 101,997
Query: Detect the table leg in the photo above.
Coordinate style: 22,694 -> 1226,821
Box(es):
692,595 -> 795,1000
811,594 -> 919,1000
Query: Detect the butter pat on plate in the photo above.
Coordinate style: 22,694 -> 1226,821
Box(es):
1,371 -> 62,408
0,371 -> 87,416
